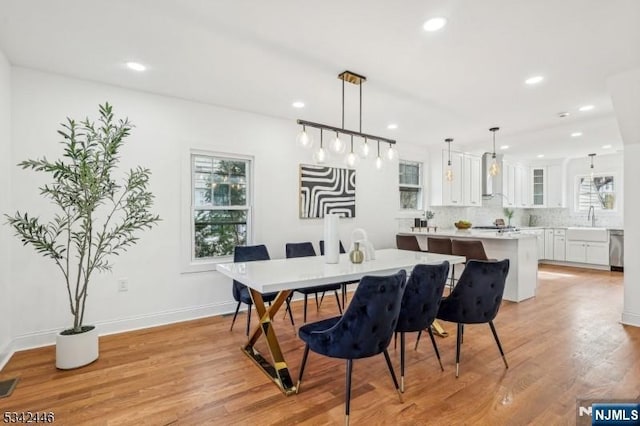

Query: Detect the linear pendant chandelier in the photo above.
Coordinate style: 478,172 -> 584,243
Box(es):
296,70 -> 397,169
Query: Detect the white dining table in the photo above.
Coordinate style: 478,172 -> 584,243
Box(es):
216,248 -> 465,395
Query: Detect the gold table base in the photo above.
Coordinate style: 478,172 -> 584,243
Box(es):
243,289 -> 297,395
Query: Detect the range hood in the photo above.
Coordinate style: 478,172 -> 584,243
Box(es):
482,152 -> 503,197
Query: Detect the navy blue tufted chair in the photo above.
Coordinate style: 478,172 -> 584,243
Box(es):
436,259 -> 510,377
231,245 -> 293,335
297,270 -> 407,425
286,242 -> 343,322
395,262 -> 450,391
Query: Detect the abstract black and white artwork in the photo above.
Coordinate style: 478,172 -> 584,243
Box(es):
299,165 -> 356,218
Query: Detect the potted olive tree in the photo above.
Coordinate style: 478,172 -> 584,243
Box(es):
5,103 -> 160,369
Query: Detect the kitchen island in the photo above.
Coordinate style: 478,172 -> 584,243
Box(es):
400,229 -> 538,302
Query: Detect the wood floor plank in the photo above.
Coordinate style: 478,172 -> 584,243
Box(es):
1,265 -> 639,425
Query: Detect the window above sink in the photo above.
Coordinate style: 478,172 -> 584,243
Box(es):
575,173 -> 617,212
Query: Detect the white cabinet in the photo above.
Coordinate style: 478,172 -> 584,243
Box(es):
431,150 -> 481,207
515,164 -> 530,208
546,164 -> 565,208
527,229 -> 544,260
442,151 -> 463,205
502,162 -> 516,207
544,228 -> 554,259
566,241 -> 609,265
463,155 -> 482,206
553,229 -> 566,261
531,167 -> 546,207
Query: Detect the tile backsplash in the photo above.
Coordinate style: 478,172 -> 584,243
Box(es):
398,198 -> 623,231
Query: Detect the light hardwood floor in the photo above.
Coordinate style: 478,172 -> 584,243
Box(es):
1,265 -> 639,425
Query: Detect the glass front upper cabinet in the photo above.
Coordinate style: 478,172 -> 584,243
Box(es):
532,167 -> 545,206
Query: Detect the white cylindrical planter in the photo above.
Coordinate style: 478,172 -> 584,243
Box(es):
56,326 -> 99,369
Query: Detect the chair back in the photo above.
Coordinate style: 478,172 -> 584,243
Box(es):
427,237 -> 452,255
305,270 -> 407,359
396,234 -> 422,252
396,262 -> 450,333
438,259 -> 510,324
319,240 -> 346,255
285,242 -> 317,258
451,239 -> 489,261
232,245 -> 270,301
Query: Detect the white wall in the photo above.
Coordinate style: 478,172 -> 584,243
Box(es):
0,50 -> 12,367
608,67 -> 640,327
8,67 -> 404,350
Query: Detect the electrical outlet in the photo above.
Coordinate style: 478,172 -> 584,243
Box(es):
117,278 -> 129,292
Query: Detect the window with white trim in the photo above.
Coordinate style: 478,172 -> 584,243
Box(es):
575,173 -> 616,212
191,154 -> 252,259
399,160 -> 423,210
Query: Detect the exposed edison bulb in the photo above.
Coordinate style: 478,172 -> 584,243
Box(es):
489,158 -> 500,176
386,144 -> 397,161
330,133 -> 345,154
375,156 -> 383,170
360,141 -> 370,158
314,146 -> 327,164
296,128 -> 313,149
445,167 -> 454,182
345,152 -> 359,168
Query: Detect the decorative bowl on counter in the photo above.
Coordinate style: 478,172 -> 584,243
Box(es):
454,221 -> 472,229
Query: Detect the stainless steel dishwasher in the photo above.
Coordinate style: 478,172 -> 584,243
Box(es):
609,229 -> 624,272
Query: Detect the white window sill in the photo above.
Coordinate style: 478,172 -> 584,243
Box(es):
181,255 -> 234,274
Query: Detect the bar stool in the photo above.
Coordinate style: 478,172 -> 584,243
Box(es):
396,234 -> 423,251
427,237 -> 454,290
450,239 -> 492,291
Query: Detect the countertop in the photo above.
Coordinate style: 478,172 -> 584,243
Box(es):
403,229 -> 536,240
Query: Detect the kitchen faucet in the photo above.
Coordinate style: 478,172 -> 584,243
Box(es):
587,205 -> 596,227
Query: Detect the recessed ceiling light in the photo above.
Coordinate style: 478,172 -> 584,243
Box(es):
387,123 -> 398,130
500,145 -> 509,150
423,17 -> 447,32
578,105 -> 595,112
602,144 -> 612,149
558,111 -> 570,118
125,62 -> 146,72
571,132 -> 583,137
525,76 -> 544,85
537,154 -> 545,158
292,101 -> 305,108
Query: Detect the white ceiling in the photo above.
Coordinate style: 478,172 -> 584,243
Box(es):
1,0 -> 639,160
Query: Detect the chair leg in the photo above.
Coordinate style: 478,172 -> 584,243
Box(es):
489,321 -> 509,369
400,332 -> 406,392
455,323 -> 462,378
449,264 -> 455,291
287,299 -> 296,326
315,292 -> 320,310
296,344 -> 310,394
461,324 -> 464,344
334,290 -> 343,315
427,327 -> 444,371
303,294 -> 308,323
230,301 -> 241,332
246,303 -> 252,337
393,331 -> 397,349
341,283 -> 347,309
345,359 -> 353,426
382,349 -> 403,403
319,291 -> 325,308
414,330 -> 422,351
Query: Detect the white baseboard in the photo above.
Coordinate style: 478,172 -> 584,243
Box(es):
539,260 -> 611,271
0,340 -> 14,371
1,288 -> 359,372
1,301 -> 240,371
621,311 -> 640,327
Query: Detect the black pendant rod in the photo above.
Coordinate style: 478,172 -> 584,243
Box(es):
297,119 -> 396,145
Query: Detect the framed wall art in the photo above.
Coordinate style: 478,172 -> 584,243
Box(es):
299,164 -> 356,218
